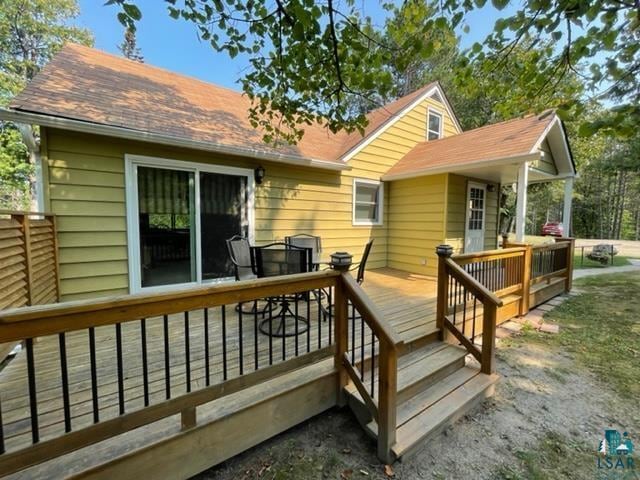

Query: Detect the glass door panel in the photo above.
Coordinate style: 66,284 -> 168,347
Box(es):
200,172 -> 248,281
137,166 -> 196,287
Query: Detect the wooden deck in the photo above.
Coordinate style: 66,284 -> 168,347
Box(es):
0,268 -> 438,478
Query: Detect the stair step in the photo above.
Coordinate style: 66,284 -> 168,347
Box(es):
344,341 -> 468,419
391,371 -> 499,459
364,366 -> 480,436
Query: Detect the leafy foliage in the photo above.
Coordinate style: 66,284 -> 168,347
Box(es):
0,0 -> 93,209
118,28 -> 144,63
109,0 -> 639,141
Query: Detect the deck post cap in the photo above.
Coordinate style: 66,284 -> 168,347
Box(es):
330,251 -> 353,271
435,245 -> 454,257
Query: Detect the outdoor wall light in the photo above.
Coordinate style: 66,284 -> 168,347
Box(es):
255,165 -> 265,184
487,184 -> 496,193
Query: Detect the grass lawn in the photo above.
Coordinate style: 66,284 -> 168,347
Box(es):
492,272 -> 640,479
572,253 -> 633,269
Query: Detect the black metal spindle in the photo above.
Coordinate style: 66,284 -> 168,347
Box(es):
25,338 -> 39,443
268,300 -> 273,365
360,316 -> 365,381
317,289 -> 322,349
204,308 -> 210,386
185,312 -> 191,391
58,332 -> 71,433
0,393 -> 4,454
282,296 -> 286,361
328,288 -> 333,345
472,297 -> 478,341
89,327 -> 100,421
163,314 -> 171,398
294,293 -> 299,356
306,291 -> 311,353
140,319 -> 149,406
116,323 -> 125,415
222,306 -> 228,380
370,334 -> 375,399
254,304 -> 259,370
238,305 -> 244,375
351,304 -> 356,364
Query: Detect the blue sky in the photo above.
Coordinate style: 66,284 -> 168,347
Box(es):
77,0 -> 508,91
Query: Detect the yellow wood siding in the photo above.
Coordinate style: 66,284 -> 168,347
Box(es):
532,139 -> 558,175
445,174 -> 499,253
387,175 -> 447,277
42,92 -> 460,301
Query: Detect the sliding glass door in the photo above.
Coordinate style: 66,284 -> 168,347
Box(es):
127,156 -> 254,292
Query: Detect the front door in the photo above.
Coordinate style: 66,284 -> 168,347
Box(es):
465,182 -> 486,253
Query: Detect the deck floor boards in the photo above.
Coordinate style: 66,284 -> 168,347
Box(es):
0,267 -> 438,465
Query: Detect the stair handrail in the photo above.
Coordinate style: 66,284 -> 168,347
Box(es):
333,272 -> 402,464
436,245 -> 501,376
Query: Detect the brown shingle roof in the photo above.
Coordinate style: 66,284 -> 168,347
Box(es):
10,43 -> 439,165
383,111 -> 556,179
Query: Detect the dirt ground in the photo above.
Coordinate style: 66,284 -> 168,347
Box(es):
196,277 -> 639,480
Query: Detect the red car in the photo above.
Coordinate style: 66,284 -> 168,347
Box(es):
541,221 -> 564,237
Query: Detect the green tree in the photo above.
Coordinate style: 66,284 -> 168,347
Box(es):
109,0 -> 639,141
0,0 -> 93,209
118,28 -> 144,63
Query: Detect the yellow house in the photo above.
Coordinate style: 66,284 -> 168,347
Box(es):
1,44 -> 575,302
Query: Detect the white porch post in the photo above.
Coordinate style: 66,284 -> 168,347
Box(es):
515,162 -> 529,242
563,177 -> 574,236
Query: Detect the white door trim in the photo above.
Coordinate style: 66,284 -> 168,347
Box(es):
464,181 -> 487,253
125,154 -> 255,294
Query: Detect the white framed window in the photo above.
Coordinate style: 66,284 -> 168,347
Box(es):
427,108 -> 443,141
353,178 -> 383,226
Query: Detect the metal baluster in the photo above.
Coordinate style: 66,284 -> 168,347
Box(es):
306,291 -> 311,353
351,303 -> 356,364
115,323 -> 125,415
370,334 -> 375,399
163,315 -> 171,399
328,288 -> 333,345
204,309 -> 210,386
25,338 -> 39,443
0,393 -> 4,454
222,306 -> 228,380
254,303 -> 259,370
295,292 -> 299,357
238,304 -> 244,375
89,327 -> 100,421
268,300 -> 273,365
58,332 -> 71,433
184,312 -> 191,392
317,289 -> 322,349
360,315 -> 365,381
139,319 -> 149,407
281,296 -> 286,361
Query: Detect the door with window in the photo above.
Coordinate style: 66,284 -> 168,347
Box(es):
127,156 -> 253,292
465,183 -> 486,253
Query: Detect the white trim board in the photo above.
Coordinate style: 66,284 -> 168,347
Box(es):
125,154 -> 256,294
340,84 -> 462,163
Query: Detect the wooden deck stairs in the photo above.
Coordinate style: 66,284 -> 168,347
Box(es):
345,339 -> 498,461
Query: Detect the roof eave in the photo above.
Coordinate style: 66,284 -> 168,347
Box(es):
0,108 -> 351,172
381,153 -> 540,181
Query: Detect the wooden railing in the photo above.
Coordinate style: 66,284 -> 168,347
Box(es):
0,267 -> 403,473
436,246 -> 502,375
530,238 -> 574,292
335,272 -> 403,464
0,210 -> 60,310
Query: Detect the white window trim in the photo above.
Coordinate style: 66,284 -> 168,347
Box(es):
427,107 -> 443,141
125,154 -> 255,294
352,178 -> 384,226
